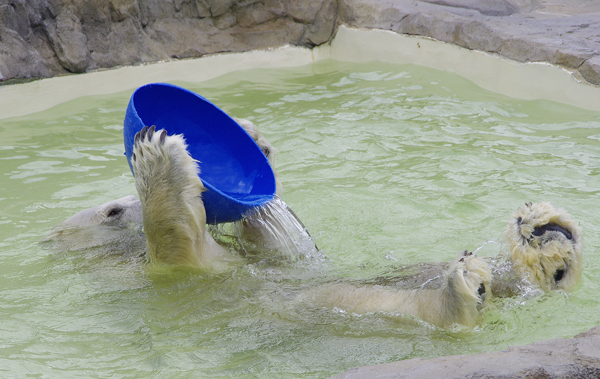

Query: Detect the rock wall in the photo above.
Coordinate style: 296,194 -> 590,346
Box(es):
331,325 -> 600,379
0,0 -> 338,81
2,0 -> 600,85
338,0 -> 600,85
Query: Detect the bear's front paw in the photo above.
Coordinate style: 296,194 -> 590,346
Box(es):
132,125 -> 167,165
130,125 -> 175,203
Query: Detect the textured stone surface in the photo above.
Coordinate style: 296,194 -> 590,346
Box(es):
339,0 -> 600,83
1,0 -> 600,85
330,326 -> 600,379
0,0 -> 338,81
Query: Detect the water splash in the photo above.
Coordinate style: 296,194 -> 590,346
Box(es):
232,196 -> 323,263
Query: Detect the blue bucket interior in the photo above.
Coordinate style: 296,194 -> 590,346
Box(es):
123,83 -> 276,224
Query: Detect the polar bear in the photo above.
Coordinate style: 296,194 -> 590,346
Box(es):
306,202 -> 583,328
49,118 -> 316,264
130,125 -> 240,270
504,202 -> 583,293
306,251 -> 492,328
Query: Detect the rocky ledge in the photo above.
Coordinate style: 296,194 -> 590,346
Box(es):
2,0 -> 600,85
331,326 -> 600,379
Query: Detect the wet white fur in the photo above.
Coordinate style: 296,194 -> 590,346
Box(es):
131,127 -> 239,270
506,202 -> 583,292
49,118 -> 309,261
307,252 -> 492,328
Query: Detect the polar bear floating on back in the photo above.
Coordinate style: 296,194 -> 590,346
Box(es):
49,118 -> 583,328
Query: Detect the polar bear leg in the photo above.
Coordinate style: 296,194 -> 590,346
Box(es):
131,126 -> 235,269
305,251 -> 491,328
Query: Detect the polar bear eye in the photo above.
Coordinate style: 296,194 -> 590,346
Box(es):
106,207 -> 123,218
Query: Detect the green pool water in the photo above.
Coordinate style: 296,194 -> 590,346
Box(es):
1,59 -> 600,378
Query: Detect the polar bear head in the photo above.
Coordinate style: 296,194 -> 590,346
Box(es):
47,195 -> 145,255
506,202 -> 583,292
60,195 -> 143,228
234,117 -> 283,195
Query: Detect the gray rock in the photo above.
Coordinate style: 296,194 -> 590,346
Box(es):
0,23 -> 50,80
43,7 -> 90,73
1,0 -> 600,85
338,0 -> 600,84
330,326 -> 600,379
0,0 -> 340,82
579,56 -> 600,85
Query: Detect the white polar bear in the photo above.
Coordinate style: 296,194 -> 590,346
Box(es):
49,118 -> 317,263
47,195 -> 146,256
306,251 -> 492,328
306,202 -> 583,328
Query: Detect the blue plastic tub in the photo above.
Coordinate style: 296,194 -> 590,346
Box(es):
123,83 -> 276,224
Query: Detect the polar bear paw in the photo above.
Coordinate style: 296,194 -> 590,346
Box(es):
131,125 -> 204,207
448,250 -> 492,305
